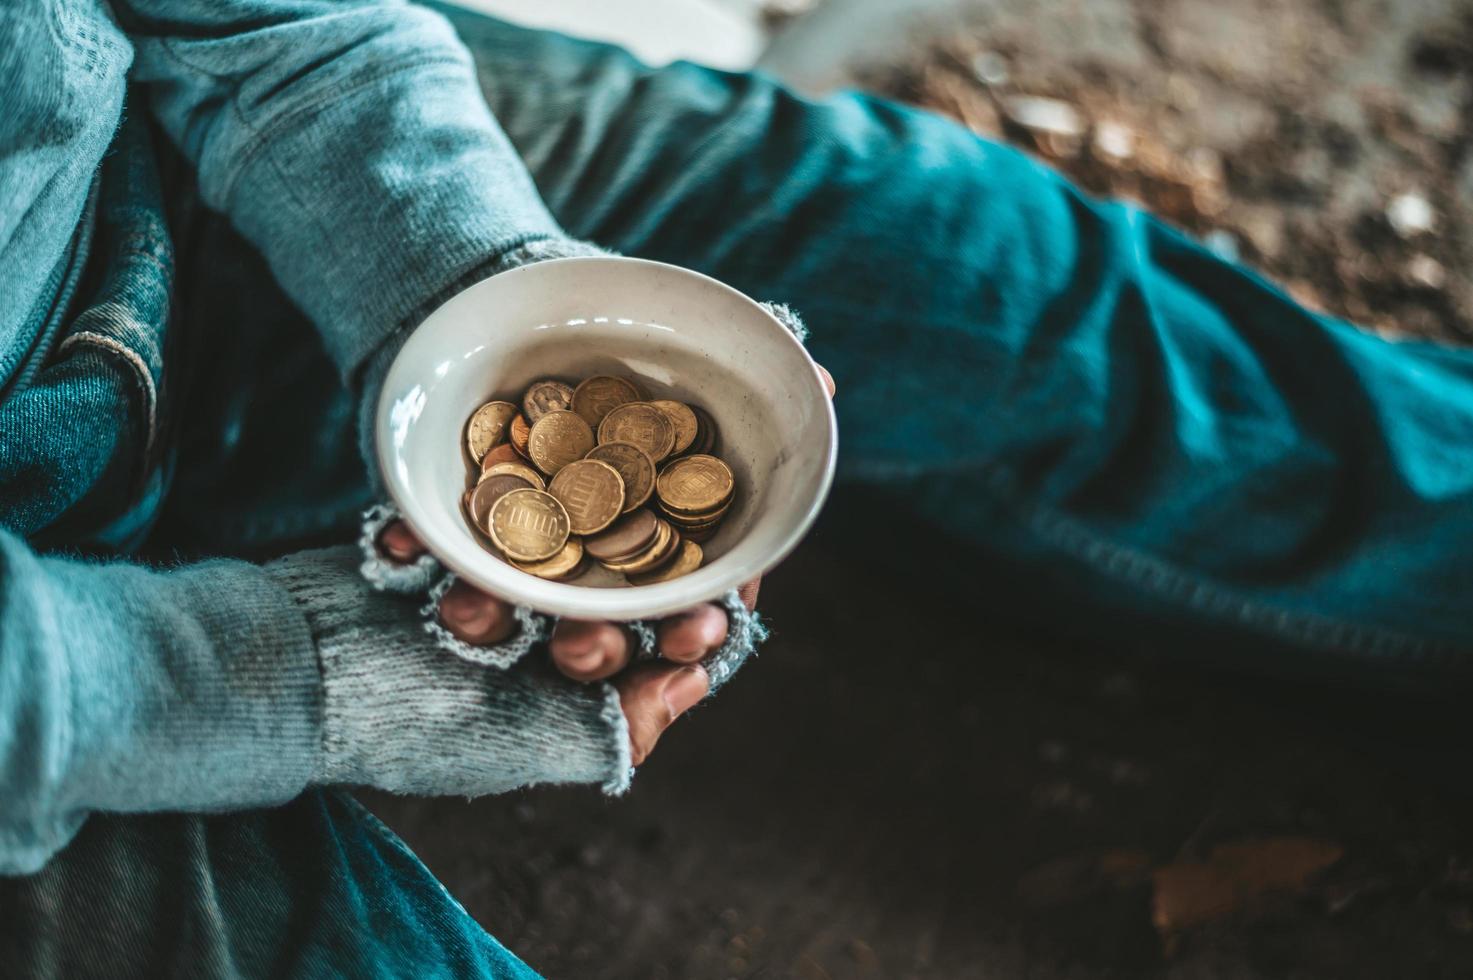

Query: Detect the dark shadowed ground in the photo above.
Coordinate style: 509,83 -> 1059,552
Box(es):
367,1 -> 1473,975
368,498 -> 1473,979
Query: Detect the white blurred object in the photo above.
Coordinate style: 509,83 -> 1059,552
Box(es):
1386,192 -> 1436,237
452,0 -> 765,69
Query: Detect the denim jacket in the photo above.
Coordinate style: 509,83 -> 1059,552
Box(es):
0,0 -> 595,874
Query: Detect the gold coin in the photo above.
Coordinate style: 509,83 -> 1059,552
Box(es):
547,459 -> 625,535
510,413 -> 532,459
465,401 -> 519,464
584,441 -> 656,513
527,410 -> 595,476
481,460 -> 546,490
627,539 -> 703,586
648,400 -> 699,455
688,404 -> 718,456
657,454 -> 734,513
470,473 -> 535,534
662,498 -> 731,527
522,380 -> 575,424
479,443 -> 523,473
488,488 -> 570,562
571,375 -> 641,427
598,402 -> 676,461
511,536 -> 585,580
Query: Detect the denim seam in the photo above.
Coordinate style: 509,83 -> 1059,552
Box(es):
212,55 -> 469,211
977,462 -> 1462,662
56,332 -> 158,456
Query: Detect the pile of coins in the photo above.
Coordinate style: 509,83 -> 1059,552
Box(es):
461,374 -> 736,585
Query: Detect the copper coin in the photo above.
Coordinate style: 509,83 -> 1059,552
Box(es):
648,400 -> 699,455
527,410 -> 595,476
662,498 -> 730,527
481,460 -> 546,490
583,507 -> 659,563
627,539 -> 703,586
509,413 -> 532,459
687,404 -> 718,456
584,441 -> 656,513
605,520 -> 678,574
465,401 -> 519,464
487,488 -> 571,562
469,473 -> 534,534
480,443 -> 523,472
547,459 -> 625,535
511,536 -> 585,580
657,454 -> 734,513
522,379 -> 575,424
598,402 -> 676,461
571,375 -> 641,427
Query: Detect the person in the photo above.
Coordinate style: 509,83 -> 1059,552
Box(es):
3,0 -> 1470,976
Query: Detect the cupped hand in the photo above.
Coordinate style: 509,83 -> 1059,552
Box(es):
379,362 -> 833,766
380,519 -> 732,765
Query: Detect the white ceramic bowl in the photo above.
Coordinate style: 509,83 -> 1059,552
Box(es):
376,256 -> 838,621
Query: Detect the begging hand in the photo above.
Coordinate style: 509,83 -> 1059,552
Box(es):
375,363 -> 833,766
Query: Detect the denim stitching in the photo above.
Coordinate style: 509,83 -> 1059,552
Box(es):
977,462 -> 1463,662
56,331 -> 157,455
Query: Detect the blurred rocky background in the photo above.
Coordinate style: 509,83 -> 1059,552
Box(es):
371,1 -> 1473,976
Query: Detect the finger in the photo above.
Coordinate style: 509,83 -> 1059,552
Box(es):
379,519 -> 426,564
550,619 -> 634,682
737,577 -> 761,612
438,581 -> 517,645
616,663 -> 710,766
656,603 -> 729,663
816,362 -> 837,399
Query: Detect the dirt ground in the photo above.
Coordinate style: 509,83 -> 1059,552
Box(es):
369,1 -> 1473,976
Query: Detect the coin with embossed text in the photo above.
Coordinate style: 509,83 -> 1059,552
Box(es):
527,410 -> 595,476
571,375 -> 641,427
584,441 -> 656,513
657,454 -> 734,514
465,401 -> 519,464
599,402 -> 676,462
488,488 -> 570,562
547,459 -> 624,535
522,380 -> 575,424
648,400 -> 699,455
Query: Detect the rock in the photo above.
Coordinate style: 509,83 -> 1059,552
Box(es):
1387,192 -> 1436,236
1204,229 -> 1240,261
1094,120 -> 1136,160
1003,95 -> 1086,138
969,50 -> 1009,87
1407,254 -> 1446,288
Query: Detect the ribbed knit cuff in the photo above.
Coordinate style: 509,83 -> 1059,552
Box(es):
265,546 -> 631,796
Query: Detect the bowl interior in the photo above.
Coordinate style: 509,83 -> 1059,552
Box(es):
378,257 -> 836,620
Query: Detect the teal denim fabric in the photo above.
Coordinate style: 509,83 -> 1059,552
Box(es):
6,5 -> 1473,980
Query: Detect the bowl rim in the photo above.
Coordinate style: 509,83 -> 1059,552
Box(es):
375,255 -> 838,621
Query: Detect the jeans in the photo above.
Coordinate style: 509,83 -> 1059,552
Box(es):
10,6 -> 1473,977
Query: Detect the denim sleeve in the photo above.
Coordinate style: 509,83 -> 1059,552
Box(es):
111,0 -> 568,379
